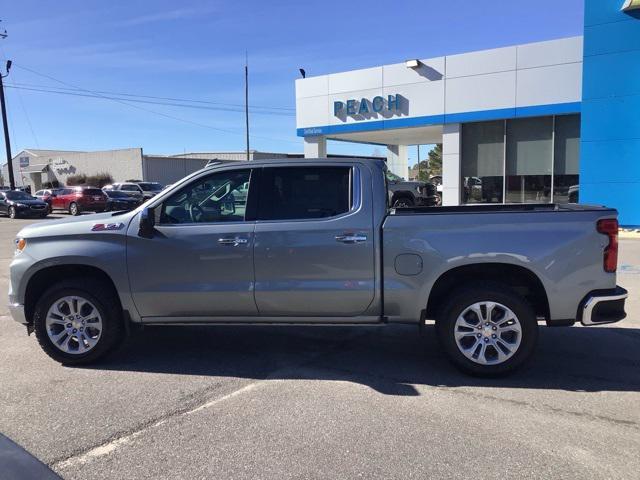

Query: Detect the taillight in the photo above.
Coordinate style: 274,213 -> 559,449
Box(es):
597,218 -> 618,273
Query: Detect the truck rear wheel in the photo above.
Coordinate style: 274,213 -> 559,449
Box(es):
33,278 -> 124,365
435,283 -> 538,376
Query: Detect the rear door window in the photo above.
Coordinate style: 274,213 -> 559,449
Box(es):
257,167 -> 352,221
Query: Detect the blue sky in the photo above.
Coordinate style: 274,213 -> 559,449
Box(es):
1,0 -> 584,165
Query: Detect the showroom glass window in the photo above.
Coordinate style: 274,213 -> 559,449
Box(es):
461,114 -> 580,204
257,167 -> 351,220
159,169 -> 251,224
553,114 -> 581,203
506,117 -> 553,203
461,121 -> 505,204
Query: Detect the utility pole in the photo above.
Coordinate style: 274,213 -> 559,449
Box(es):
416,144 -> 421,181
244,51 -> 250,161
0,23 -> 14,189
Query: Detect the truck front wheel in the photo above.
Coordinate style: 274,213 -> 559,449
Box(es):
33,278 -> 124,365
436,283 -> 538,376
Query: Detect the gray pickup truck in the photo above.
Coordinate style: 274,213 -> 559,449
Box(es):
8,158 -> 627,375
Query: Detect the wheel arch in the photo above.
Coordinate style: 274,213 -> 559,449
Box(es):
426,263 -> 550,321
391,190 -> 415,204
24,264 -> 121,324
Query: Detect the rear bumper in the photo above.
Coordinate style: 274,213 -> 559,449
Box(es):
578,286 -> 628,326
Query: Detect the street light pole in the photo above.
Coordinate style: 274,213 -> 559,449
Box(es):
0,63 -> 14,189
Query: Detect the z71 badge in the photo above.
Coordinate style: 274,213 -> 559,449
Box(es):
91,222 -> 125,231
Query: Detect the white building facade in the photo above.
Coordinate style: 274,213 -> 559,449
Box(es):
296,36 -> 583,206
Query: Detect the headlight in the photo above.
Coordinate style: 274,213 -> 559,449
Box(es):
15,238 -> 26,254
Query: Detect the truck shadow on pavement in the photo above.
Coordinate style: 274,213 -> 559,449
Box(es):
95,324 -> 640,396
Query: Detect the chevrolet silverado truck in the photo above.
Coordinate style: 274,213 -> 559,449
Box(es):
8,158 -> 628,375
386,171 -> 439,207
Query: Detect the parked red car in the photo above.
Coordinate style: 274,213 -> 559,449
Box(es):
50,186 -> 108,215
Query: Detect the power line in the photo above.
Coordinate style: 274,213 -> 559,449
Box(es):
4,84 -> 295,117
0,45 -> 39,147
3,81 -> 295,112
12,63 -> 301,145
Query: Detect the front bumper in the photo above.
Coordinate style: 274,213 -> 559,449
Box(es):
15,206 -> 48,216
8,302 -> 27,324
578,286 -> 628,326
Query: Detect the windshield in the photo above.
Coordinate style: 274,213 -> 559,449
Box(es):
6,191 -> 34,200
386,171 -> 404,182
138,182 -> 163,191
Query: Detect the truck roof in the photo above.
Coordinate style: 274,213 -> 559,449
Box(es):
203,157 -> 387,169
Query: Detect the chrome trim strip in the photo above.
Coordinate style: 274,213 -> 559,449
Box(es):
581,292 -> 628,326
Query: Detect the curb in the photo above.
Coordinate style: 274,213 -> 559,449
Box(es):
620,229 -> 640,239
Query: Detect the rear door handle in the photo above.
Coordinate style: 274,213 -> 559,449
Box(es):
218,237 -> 249,246
335,233 -> 367,244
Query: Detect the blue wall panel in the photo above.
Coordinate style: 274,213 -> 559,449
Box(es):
582,50 -> 640,99
581,139 -> 640,183
581,0 -> 640,226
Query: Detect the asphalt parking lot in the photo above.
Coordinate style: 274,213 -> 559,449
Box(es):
0,214 -> 639,479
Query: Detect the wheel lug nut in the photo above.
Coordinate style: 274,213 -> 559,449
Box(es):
492,334 -> 497,339
485,322 -> 489,326
483,338 -> 489,342
72,328 -> 77,333
492,326 -> 497,330
79,327 -> 83,331
66,323 -> 72,328
476,333 -> 481,338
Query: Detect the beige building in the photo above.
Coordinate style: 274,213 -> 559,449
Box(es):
2,148 -> 383,191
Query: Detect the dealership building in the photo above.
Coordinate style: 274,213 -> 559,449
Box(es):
296,0 -> 640,225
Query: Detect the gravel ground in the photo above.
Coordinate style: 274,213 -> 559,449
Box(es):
0,214 -> 638,480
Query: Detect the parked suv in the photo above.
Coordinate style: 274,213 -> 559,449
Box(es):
136,182 -> 164,199
103,189 -> 142,211
111,182 -> 164,201
386,171 -> 438,207
50,186 -> 108,215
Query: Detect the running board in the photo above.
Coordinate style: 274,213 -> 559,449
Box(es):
141,315 -> 385,326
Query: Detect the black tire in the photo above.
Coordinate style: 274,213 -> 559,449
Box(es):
69,202 -> 80,216
435,282 -> 538,376
8,206 -> 17,219
393,197 -> 414,208
33,278 -> 124,365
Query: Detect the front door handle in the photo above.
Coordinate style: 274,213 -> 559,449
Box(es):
335,233 -> 367,244
218,237 -> 249,246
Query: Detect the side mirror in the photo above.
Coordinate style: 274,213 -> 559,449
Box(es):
138,207 -> 156,238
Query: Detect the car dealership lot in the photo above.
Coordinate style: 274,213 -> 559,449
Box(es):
0,215 -> 639,480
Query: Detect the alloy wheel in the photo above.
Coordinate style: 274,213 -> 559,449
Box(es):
453,301 -> 522,365
45,296 -> 103,354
